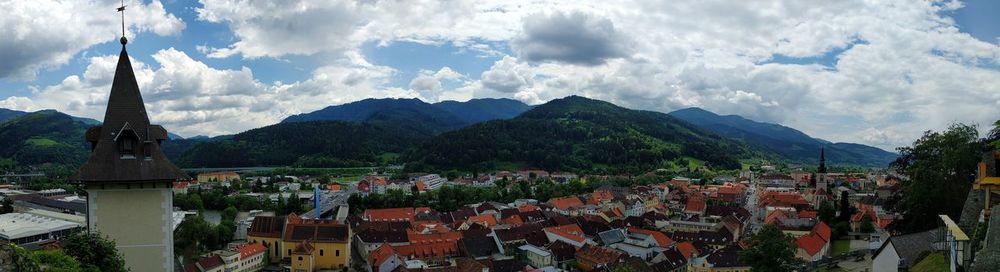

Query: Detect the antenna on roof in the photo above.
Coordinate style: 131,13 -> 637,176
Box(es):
116,0 -> 128,45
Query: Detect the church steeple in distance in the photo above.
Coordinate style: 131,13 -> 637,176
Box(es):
818,148 -> 827,173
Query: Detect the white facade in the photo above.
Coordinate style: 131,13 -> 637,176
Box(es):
417,174 -> 446,191
872,241 -> 900,272
88,186 -> 174,272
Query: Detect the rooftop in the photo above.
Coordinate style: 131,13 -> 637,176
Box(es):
0,213 -> 81,240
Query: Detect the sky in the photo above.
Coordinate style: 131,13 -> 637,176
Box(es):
0,0 -> 998,151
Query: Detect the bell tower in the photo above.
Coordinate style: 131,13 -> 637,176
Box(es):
72,29 -> 187,271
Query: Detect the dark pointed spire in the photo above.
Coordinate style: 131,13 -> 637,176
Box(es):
818,148 -> 827,173
73,44 -> 187,183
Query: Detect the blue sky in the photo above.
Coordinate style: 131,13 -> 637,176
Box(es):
0,0 -> 997,150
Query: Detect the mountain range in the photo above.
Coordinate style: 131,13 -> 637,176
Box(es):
668,107 -> 897,166
281,98 -> 533,135
0,96 -> 897,170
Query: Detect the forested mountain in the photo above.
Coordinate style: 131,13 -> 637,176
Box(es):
434,98 -> 534,124
404,96 -> 762,173
281,98 -> 532,135
669,107 -> 897,166
176,121 -> 429,168
0,108 -> 29,123
0,110 -> 92,165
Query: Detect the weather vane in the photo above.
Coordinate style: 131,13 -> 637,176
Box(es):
117,0 -> 127,45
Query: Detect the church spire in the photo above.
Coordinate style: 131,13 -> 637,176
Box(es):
73,27 -> 186,183
818,148 -> 827,173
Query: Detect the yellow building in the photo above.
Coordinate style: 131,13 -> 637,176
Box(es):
279,214 -> 351,270
290,241 -> 317,272
198,171 -> 240,183
247,215 -> 286,263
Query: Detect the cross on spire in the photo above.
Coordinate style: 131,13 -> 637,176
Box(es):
117,0 -> 128,44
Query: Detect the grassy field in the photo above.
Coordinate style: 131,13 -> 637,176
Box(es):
911,252 -> 948,272
831,240 -> 852,256
330,175 -> 363,183
25,138 -> 60,146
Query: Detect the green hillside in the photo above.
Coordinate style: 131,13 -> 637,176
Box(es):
176,121 -> 430,168
0,110 -> 93,165
404,96 -> 763,173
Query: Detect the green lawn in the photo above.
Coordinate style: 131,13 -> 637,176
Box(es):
25,138 -> 59,146
331,176 -> 362,183
831,240 -> 852,256
911,253 -> 948,272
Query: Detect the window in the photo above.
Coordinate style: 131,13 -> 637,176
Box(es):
335,250 -> 340,256
320,249 -> 324,256
298,256 -> 303,261
143,142 -> 152,160
118,136 -> 135,159
288,249 -> 291,256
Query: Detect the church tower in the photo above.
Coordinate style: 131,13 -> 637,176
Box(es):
816,148 -> 828,190
72,35 -> 187,272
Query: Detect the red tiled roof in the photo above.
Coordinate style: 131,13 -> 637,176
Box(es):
685,197 -> 706,213
814,221 -> 832,242
415,181 -> 426,192
518,204 -> 539,212
764,210 -> 789,225
407,230 -> 462,244
369,243 -> 397,268
234,243 -> 267,259
293,240 -> 314,254
628,227 -> 675,247
798,210 -> 818,219
759,192 -> 809,208
575,245 -> 622,264
796,233 -> 826,256
544,224 -> 587,243
549,196 -> 584,210
173,181 -> 189,189
676,242 -> 697,259
395,241 -> 459,259
502,215 -> 525,227
467,214 -> 498,227
365,207 -> 416,222
589,191 -> 615,205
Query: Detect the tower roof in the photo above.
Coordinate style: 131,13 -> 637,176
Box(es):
73,45 -> 187,183
818,147 -> 827,173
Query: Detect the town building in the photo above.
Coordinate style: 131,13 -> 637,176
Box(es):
0,212 -> 82,246
72,35 -> 189,272
197,171 -> 241,183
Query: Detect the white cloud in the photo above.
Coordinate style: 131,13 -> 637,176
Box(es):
8,0 -> 1000,151
512,11 -> 633,65
481,56 -> 533,93
0,0 -> 184,79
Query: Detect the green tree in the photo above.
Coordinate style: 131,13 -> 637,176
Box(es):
31,250 -> 86,272
63,231 -> 127,272
222,206 -> 238,222
838,191 -> 853,222
818,200 -> 835,224
0,196 -> 13,214
890,123 -> 982,233
740,224 -> 799,272
860,216 -> 875,233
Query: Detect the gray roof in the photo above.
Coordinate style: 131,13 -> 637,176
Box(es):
876,230 -> 937,268
73,45 -> 187,183
597,229 -> 626,245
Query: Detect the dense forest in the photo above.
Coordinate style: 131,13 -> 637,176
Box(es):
0,110 -> 92,165
176,121 -> 428,168
404,96 -> 759,173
